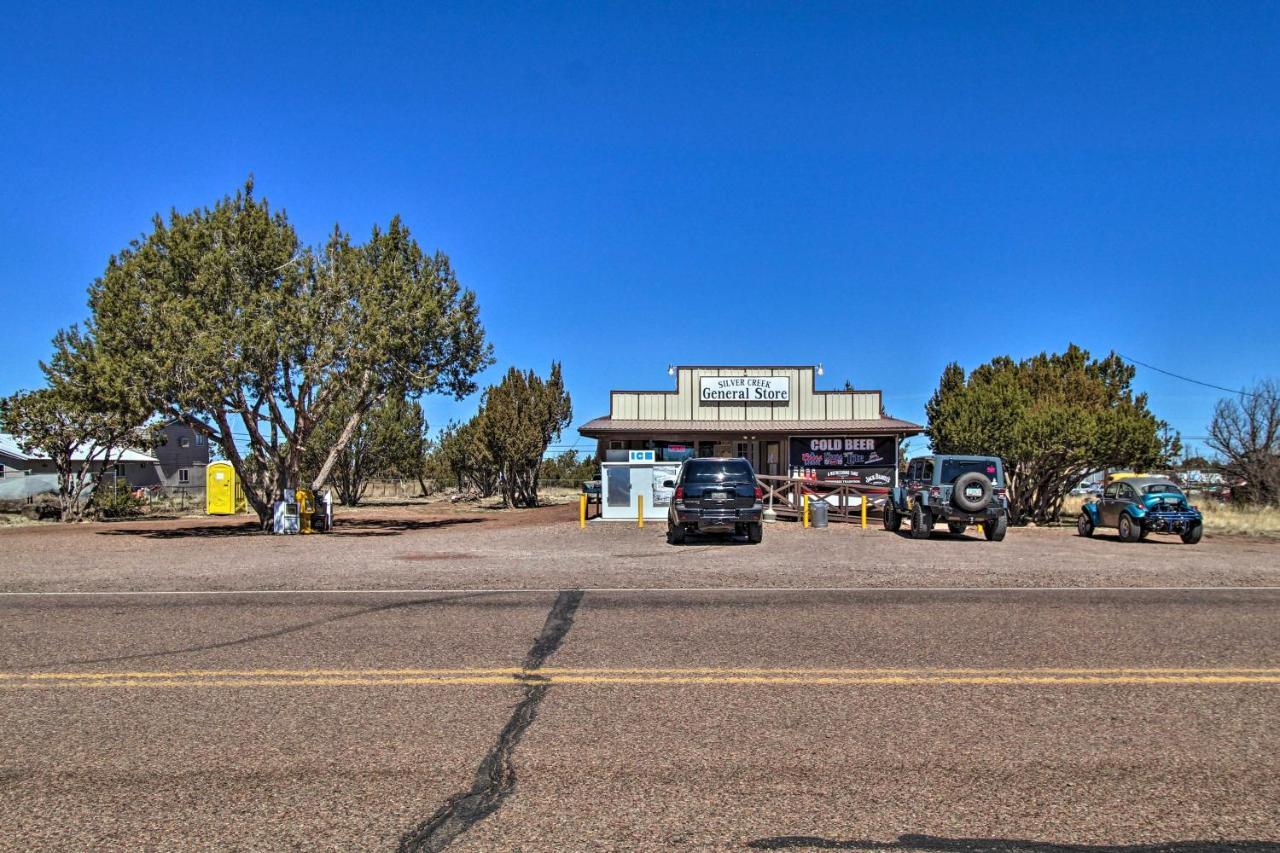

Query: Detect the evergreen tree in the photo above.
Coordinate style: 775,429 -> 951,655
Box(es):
85,181 -> 491,526
925,345 -> 1177,523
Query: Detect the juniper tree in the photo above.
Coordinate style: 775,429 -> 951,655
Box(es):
85,181 -> 491,526
476,362 -> 572,508
925,345 -> 1177,523
0,328 -> 154,521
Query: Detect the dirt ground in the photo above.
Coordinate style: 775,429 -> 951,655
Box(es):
2,507 -> 1278,851
0,504 -> 1277,593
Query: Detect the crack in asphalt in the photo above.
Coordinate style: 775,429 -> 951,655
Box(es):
396,589 -> 584,853
24,593 -> 492,670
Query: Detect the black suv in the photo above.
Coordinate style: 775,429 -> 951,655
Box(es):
665,457 -> 764,544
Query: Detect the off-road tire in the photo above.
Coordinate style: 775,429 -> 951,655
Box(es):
910,503 -> 933,539
747,522 -> 764,544
1181,522 -> 1203,545
947,521 -> 966,535
1077,513 -> 1094,537
984,514 -> 1008,541
1118,513 -> 1142,543
667,524 -> 686,545
883,502 -> 902,532
952,472 -> 994,512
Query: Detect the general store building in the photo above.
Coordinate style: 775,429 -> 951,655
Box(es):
579,366 -> 923,519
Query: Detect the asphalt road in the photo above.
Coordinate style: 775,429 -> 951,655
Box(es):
2,583 -> 1278,852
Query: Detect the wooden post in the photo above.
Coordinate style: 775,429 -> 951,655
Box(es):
579,494 -> 587,529
637,495 -> 644,528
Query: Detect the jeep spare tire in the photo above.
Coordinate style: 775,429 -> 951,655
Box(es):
952,472 -> 993,512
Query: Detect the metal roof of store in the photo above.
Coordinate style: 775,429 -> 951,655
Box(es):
578,416 -> 922,436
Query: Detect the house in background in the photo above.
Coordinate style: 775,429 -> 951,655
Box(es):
0,419 -> 207,500
0,432 -> 160,504
0,434 -> 29,481
144,419 -> 211,499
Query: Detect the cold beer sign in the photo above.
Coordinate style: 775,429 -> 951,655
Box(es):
699,375 -> 791,402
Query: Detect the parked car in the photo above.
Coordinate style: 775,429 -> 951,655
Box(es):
665,457 -> 764,544
884,454 -> 1009,541
1078,477 -> 1203,544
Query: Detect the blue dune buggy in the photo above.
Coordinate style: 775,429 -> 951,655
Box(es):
1078,477 -> 1203,544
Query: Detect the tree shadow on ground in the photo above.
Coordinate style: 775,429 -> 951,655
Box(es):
746,834 -> 1280,852
94,516 -> 486,539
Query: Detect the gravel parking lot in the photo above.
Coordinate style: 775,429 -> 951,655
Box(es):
1,509 -> 1278,851
1,504 -> 1278,593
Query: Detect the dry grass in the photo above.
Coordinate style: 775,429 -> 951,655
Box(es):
1060,494 -> 1280,538
1197,503 -> 1280,538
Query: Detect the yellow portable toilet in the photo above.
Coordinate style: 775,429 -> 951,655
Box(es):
206,461 -> 246,515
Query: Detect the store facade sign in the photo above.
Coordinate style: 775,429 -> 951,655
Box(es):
628,450 -> 656,462
699,375 -> 791,402
790,436 -> 896,486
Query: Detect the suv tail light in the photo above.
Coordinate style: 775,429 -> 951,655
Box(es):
993,487 -> 1007,498
754,485 -> 763,500
930,486 -> 941,501
675,485 -> 684,502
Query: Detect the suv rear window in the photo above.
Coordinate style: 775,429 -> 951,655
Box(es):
941,459 -> 1000,484
681,459 -> 755,484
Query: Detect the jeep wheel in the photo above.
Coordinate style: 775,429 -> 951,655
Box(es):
747,522 -> 763,544
1077,513 -> 1094,538
984,514 -> 1008,541
883,502 -> 902,532
952,472 -> 993,513
1118,514 -> 1141,543
1181,522 -> 1203,545
947,521 -> 966,535
667,524 -> 686,545
910,503 -> 933,539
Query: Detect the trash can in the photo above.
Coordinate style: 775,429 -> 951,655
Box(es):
810,499 -> 829,528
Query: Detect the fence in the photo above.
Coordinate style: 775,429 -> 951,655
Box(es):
756,475 -> 890,524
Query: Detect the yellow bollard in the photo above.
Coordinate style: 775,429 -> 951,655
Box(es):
579,493 -> 587,529
803,493 -> 810,528
861,494 -> 868,529
637,495 -> 644,528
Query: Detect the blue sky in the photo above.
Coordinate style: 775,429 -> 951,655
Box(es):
2,1 -> 1277,458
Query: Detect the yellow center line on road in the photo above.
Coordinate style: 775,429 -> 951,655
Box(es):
2,667 -> 1280,689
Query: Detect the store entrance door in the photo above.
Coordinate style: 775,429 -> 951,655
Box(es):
763,441 -> 781,476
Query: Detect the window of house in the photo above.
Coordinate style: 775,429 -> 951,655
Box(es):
195,434 -> 206,445
0,464 -> 5,478
179,436 -> 191,448
115,464 -> 126,477
178,469 -> 190,484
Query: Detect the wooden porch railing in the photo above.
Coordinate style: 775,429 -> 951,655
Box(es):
756,475 -> 890,524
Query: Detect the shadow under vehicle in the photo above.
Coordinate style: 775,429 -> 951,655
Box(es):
665,457 -> 764,545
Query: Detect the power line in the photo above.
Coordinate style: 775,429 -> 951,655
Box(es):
1118,353 -> 1255,398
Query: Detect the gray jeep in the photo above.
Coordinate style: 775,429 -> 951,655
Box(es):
884,455 -> 1009,541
